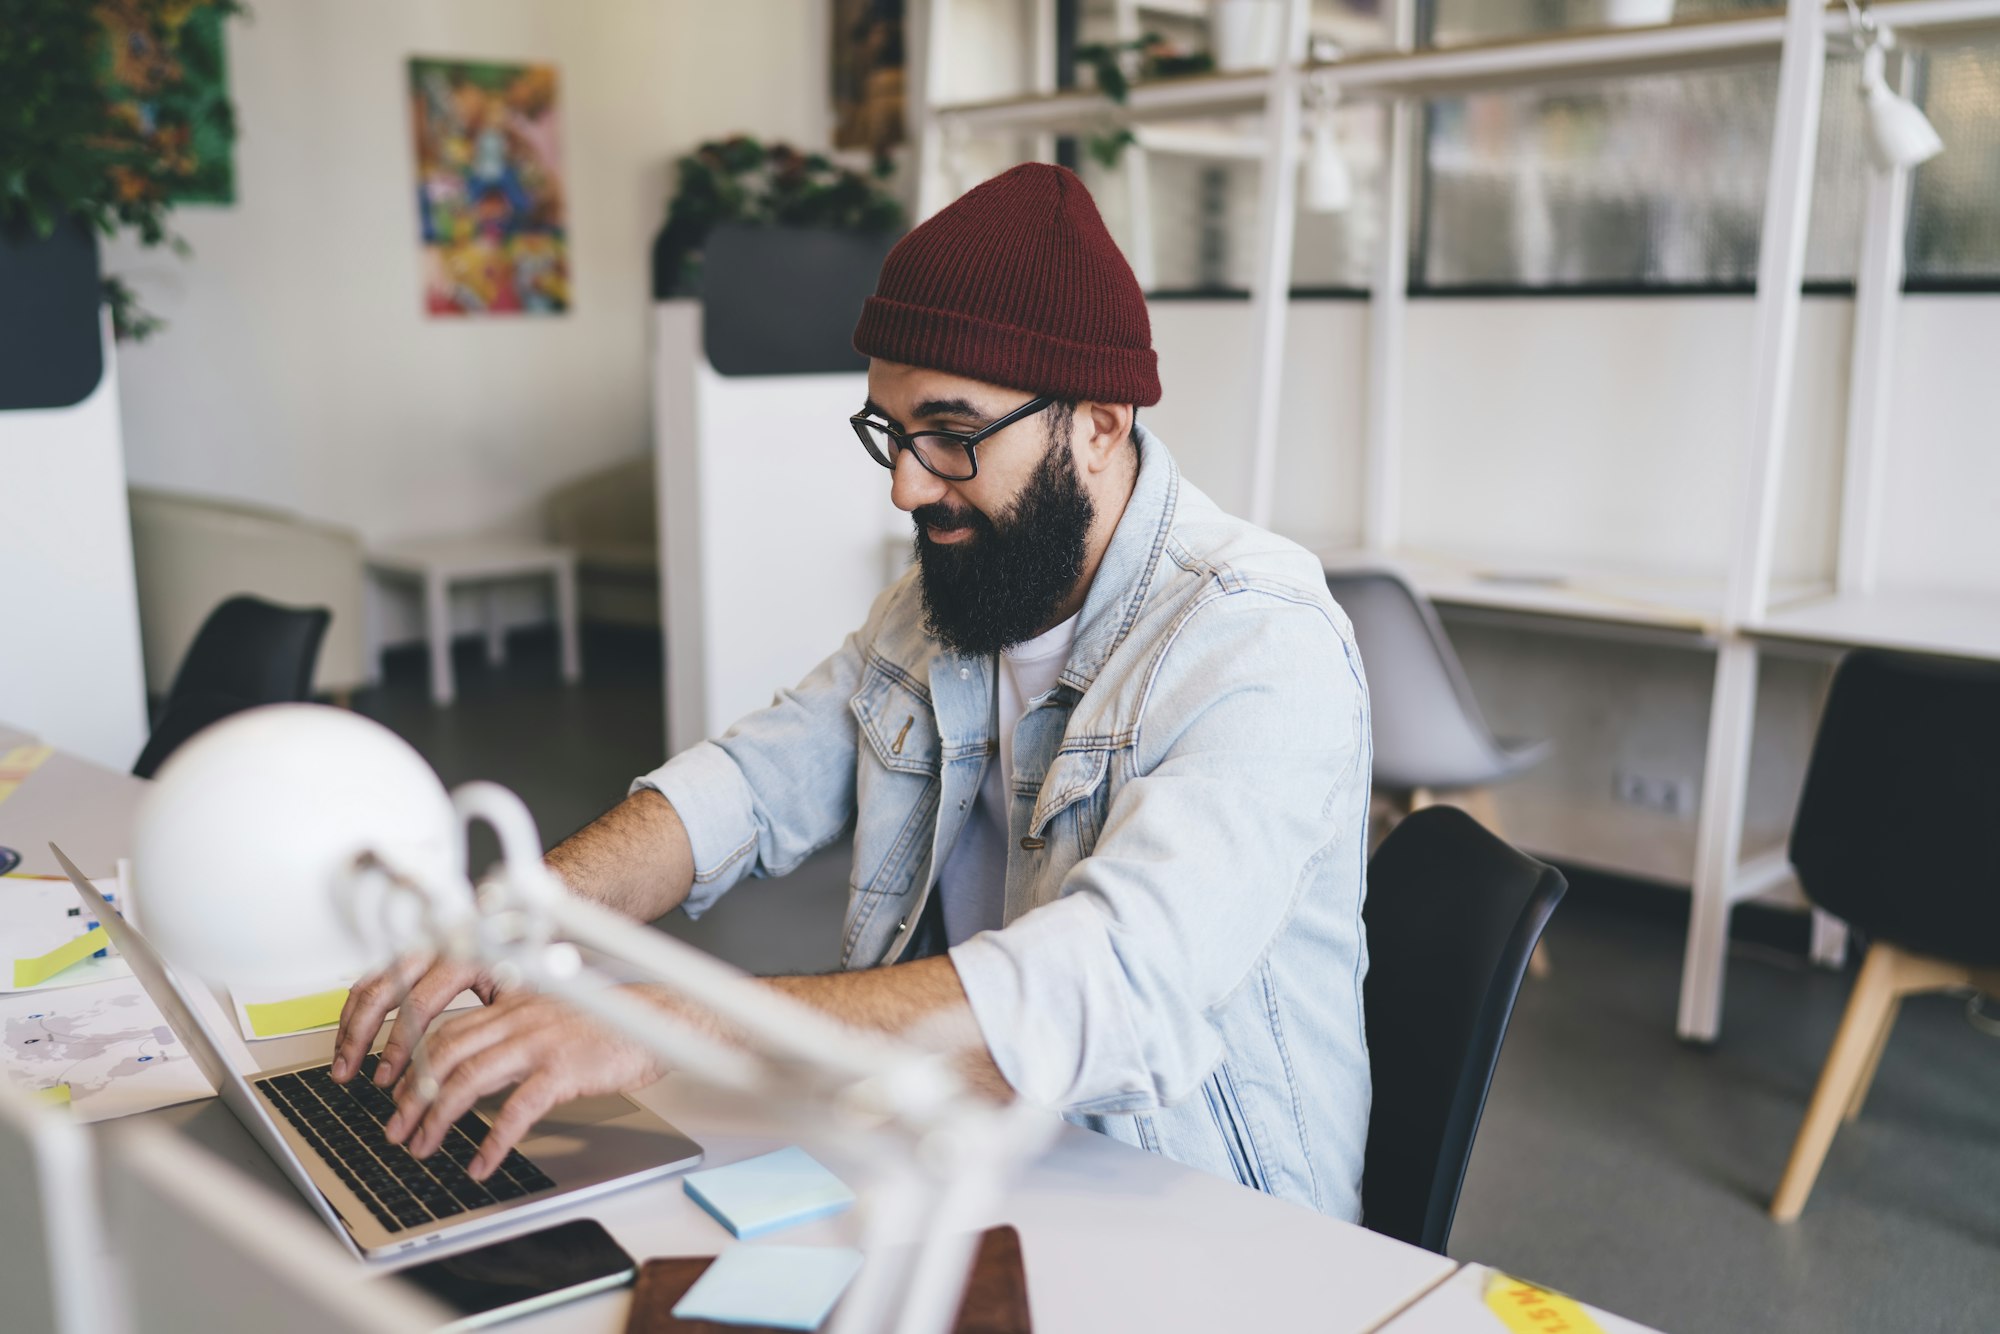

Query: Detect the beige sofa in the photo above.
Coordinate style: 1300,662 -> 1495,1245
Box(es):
544,455 -> 659,628
127,487 -> 369,698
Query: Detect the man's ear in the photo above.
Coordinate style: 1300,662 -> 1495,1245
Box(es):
1078,402 -> 1135,476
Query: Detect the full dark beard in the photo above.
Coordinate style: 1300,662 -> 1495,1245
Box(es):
912,424 -> 1095,657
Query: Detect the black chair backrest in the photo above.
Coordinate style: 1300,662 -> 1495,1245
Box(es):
1361,806 -> 1566,1253
133,596 -> 330,779
1790,649 -> 2000,968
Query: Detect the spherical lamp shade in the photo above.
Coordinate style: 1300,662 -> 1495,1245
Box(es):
133,705 -> 465,990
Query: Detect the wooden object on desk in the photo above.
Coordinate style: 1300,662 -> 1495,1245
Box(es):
1770,942 -> 2000,1222
623,1225 -> 1030,1334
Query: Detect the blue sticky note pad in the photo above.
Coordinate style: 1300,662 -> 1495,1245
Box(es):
681,1146 -> 857,1239
672,1246 -> 864,1331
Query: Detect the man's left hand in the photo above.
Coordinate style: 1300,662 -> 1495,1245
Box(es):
383,989 -> 667,1180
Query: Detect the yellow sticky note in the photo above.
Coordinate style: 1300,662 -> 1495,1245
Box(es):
0,743 -> 54,805
244,987 -> 352,1038
12,926 -> 109,989
1484,1272 -> 1606,1334
34,1084 -> 71,1107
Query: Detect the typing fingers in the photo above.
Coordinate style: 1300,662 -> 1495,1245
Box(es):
405,1039 -> 536,1160
377,960 -> 483,1088
385,995 -> 533,1142
331,952 -> 433,1083
468,1073 -> 565,1181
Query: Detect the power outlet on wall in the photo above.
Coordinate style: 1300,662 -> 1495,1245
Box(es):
1613,770 -> 1695,819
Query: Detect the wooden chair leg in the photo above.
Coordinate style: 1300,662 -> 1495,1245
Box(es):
1771,943 -> 1903,1221
1842,995 -> 1900,1124
1455,786 -> 1504,833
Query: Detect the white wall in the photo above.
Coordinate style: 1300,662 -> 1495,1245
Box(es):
105,0 -> 833,645
0,330 -> 150,769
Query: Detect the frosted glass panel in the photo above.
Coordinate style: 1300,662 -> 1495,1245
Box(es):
1078,102 -> 1382,292
1907,40 -> 2000,283
1416,58 -> 1869,288
1425,0 -> 1770,48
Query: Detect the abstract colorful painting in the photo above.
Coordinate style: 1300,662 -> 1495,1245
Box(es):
97,0 -> 238,204
408,58 -> 569,316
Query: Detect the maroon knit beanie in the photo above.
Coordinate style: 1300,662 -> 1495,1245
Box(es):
853,163 -> 1160,406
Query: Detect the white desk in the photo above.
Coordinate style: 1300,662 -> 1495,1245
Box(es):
1374,1262 -> 1661,1334
367,538 -> 582,707
1,729 -> 1645,1333
1320,545 -> 1735,640
136,1054 -> 1460,1334
0,723 -> 147,878
1314,549 -> 1846,1041
1749,587 -> 2000,662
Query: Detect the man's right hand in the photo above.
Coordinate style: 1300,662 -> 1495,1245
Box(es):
330,953 -> 503,1087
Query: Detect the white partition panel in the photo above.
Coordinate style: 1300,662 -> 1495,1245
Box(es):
0,323 -> 147,769
653,302 -> 906,754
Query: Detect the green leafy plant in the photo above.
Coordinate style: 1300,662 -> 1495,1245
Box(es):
0,0 -> 242,339
1074,34 -> 1214,167
654,136 -> 905,297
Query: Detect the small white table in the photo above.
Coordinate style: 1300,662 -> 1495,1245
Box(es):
367,538 -> 582,706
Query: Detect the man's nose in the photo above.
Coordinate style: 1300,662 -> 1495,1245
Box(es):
889,447 -> 946,514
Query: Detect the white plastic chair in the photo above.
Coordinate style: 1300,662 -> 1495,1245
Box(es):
106,1121 -> 447,1334
1326,568 -> 1551,798
1329,568 -> 1555,977
0,1080 -> 106,1334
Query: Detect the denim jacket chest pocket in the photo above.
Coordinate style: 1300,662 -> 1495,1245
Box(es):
847,660 -> 941,927
1015,745 -> 1114,915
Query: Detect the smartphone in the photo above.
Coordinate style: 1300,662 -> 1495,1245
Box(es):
388,1218 -> 637,1331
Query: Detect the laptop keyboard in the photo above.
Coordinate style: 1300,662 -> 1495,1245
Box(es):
256,1053 -> 557,1233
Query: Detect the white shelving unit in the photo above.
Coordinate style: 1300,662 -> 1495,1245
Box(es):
910,0 -> 2000,1041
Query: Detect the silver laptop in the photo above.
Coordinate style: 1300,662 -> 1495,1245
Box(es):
51,843 -> 703,1261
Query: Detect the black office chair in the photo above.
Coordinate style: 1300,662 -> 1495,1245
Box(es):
133,595 -> 331,779
1360,805 -> 1567,1253
1770,649 -> 2000,1221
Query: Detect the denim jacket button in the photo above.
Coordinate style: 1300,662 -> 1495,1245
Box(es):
1019,836 -> 1047,851
958,666 -> 970,679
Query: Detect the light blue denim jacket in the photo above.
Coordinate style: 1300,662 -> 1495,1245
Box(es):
636,426 -> 1373,1219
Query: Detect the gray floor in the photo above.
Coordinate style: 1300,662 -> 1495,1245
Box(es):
359,630 -> 2000,1334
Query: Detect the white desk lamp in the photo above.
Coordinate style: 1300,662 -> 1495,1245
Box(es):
132,705 -> 1054,1334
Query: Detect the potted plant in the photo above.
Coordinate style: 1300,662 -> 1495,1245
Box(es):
651,137 -> 903,299
651,137 -> 906,376
1,0 -> 239,408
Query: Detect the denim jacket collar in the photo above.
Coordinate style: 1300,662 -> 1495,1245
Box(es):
1059,423 -> 1179,698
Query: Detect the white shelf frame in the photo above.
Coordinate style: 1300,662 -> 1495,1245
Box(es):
909,0 -> 2000,1043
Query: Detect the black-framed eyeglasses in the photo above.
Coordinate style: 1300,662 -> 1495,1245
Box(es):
850,394 -> 1054,482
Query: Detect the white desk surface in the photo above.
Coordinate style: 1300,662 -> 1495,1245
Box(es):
137,1047 -> 1458,1334
0,723 -> 147,878
4,728 -> 1593,1333
1748,587 -> 2000,663
1318,545 -> 1847,644
1373,1261 -> 1661,1334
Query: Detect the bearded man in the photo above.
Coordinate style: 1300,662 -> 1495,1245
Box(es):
333,163 -> 1376,1220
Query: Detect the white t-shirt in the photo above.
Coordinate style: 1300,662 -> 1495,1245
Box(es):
939,612 -> 1080,947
